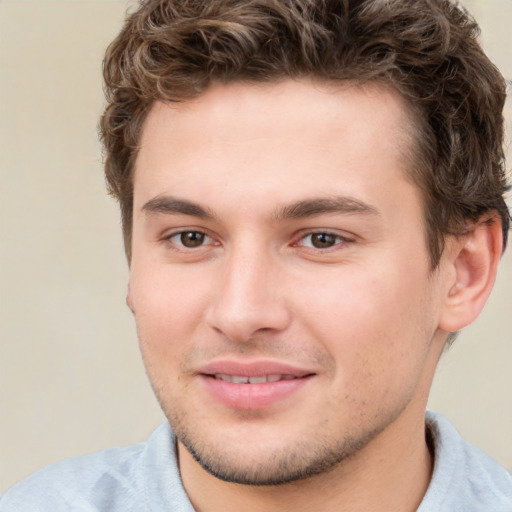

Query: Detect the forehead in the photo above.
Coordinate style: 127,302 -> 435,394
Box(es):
134,79 -> 419,213
139,79 -> 414,150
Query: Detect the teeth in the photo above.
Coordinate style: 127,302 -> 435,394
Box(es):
231,376 -> 250,384
214,374 -> 296,383
248,376 -> 267,384
216,374 -> 233,382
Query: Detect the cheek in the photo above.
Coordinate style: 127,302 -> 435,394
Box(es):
298,264 -> 415,333
129,262 -> 210,361
296,263 -> 434,382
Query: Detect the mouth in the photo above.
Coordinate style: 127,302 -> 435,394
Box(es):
209,374 -> 303,384
197,361 -> 315,410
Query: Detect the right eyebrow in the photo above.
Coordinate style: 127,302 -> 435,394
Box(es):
141,196 -> 214,219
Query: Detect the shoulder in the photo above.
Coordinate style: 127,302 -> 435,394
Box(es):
419,411 -> 512,512
0,443 -> 146,511
0,422 -> 183,512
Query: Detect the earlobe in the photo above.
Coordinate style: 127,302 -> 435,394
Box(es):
439,216 -> 503,333
126,282 -> 135,314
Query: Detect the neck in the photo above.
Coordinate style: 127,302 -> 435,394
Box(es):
178,407 -> 433,512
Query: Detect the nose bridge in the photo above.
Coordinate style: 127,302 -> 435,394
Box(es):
207,239 -> 289,342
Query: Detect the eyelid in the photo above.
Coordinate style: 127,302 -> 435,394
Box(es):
162,228 -> 219,249
293,229 -> 355,250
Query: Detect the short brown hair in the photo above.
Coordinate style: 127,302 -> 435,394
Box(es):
101,0 -> 510,264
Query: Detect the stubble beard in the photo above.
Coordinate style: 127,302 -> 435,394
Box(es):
163,401 -> 405,486
142,340 -> 418,487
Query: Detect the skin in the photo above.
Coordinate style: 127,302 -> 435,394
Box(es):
127,79 -> 501,511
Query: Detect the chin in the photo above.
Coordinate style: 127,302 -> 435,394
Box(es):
174,417 -> 387,486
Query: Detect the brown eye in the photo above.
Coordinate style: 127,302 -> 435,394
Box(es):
309,233 -> 338,249
179,231 -> 206,248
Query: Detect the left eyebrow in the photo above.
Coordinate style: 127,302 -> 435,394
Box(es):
274,196 -> 380,221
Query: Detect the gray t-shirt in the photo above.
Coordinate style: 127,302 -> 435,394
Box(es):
1,412 -> 511,511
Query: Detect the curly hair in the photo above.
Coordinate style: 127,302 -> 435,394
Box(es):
100,0 -> 510,265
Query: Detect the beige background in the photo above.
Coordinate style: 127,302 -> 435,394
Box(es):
0,0 -> 511,492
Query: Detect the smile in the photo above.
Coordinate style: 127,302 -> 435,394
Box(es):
213,374 -> 299,384
198,363 -> 315,410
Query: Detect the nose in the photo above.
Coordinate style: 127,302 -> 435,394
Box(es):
205,247 -> 291,342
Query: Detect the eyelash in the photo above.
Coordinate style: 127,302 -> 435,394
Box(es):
163,229 -> 353,253
164,230 -> 216,250
293,231 -> 353,251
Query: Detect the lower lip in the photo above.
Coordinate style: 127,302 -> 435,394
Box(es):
200,375 -> 312,410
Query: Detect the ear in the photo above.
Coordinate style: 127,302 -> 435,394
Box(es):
438,216 -> 503,333
126,281 -> 135,314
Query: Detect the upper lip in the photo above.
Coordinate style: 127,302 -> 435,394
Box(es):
197,359 -> 315,378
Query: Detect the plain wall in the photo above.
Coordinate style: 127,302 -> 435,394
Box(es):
0,0 -> 511,492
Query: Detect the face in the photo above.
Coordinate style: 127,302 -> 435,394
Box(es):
129,80 -> 447,485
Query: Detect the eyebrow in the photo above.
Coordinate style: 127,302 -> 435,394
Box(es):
141,195 -> 379,221
142,196 -> 214,219
274,196 -> 379,220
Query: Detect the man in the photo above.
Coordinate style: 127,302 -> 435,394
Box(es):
1,0 -> 511,510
